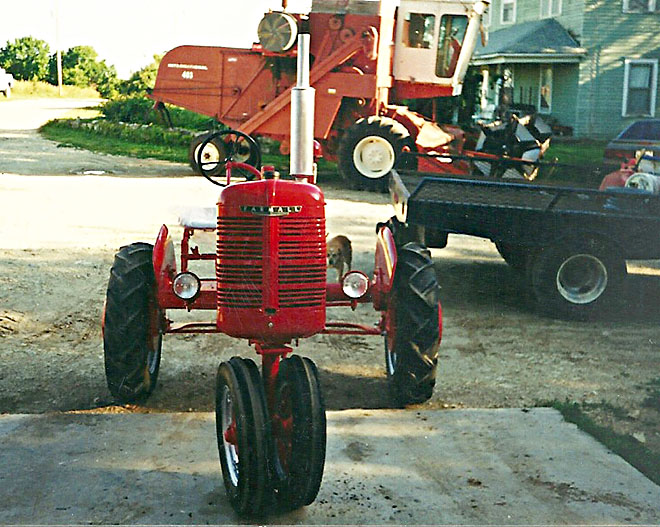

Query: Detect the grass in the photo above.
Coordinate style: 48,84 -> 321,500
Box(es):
40,118 -> 339,178
538,139 -> 609,188
2,80 -> 101,100
550,400 -> 660,485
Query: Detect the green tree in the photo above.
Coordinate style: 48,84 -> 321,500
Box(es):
119,54 -> 162,95
47,45 -> 119,98
0,36 -> 50,81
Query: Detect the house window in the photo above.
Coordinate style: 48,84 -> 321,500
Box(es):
540,0 -> 562,18
501,0 -> 516,24
622,59 -> 658,116
623,0 -> 660,12
538,66 -> 552,113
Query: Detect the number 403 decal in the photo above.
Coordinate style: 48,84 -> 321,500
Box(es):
181,71 -> 194,80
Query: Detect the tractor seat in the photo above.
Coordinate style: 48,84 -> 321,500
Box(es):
178,207 -> 217,229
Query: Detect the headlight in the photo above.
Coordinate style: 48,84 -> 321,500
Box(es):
342,271 -> 369,299
173,272 -> 201,301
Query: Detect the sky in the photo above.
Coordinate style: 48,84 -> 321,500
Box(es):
0,0 -> 312,79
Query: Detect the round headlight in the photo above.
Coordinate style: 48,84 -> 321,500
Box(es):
173,272 -> 201,301
342,271 -> 369,299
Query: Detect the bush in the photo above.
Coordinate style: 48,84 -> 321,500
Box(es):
101,95 -> 219,131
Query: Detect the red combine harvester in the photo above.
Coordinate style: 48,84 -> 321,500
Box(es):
102,32 -> 441,515
148,0 -> 551,191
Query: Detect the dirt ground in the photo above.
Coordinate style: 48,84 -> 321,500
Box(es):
1,99 -> 659,477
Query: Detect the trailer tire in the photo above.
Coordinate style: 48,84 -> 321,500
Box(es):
385,243 -> 440,405
216,357 -> 272,516
272,355 -> 326,511
530,238 -> 626,320
103,243 -> 163,402
338,116 -> 416,192
495,242 -> 532,273
2,86 -> 10,98
189,132 -> 224,176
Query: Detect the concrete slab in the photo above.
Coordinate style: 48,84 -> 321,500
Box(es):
1,408 -> 658,524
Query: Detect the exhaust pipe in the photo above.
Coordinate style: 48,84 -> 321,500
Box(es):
290,33 -> 316,180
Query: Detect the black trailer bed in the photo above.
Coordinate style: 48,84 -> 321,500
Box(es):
391,171 -> 660,259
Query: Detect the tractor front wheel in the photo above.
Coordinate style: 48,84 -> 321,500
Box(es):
385,242 -> 441,405
271,355 -> 326,512
103,243 -> 163,402
338,116 -> 416,192
216,357 -> 272,516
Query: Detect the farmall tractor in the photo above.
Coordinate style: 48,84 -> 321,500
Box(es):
147,0 -> 554,191
102,33 -> 441,515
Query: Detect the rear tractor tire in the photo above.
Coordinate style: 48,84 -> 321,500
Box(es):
338,116 -> 416,192
530,238 -> 626,320
385,242 -> 441,405
103,243 -> 163,403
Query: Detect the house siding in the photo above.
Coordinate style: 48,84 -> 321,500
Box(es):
479,0 -> 660,138
575,0 -> 660,137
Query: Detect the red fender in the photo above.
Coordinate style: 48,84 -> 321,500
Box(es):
153,225 -> 176,299
372,224 -> 397,311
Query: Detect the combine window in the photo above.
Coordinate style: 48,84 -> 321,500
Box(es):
436,15 -> 468,78
402,12 -> 436,49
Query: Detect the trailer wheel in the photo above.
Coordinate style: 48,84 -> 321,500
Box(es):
272,355 -> 326,511
216,357 -> 272,516
495,242 -> 533,273
385,243 -> 440,405
189,133 -> 224,176
103,243 -> 163,402
530,239 -> 626,319
338,116 -> 416,192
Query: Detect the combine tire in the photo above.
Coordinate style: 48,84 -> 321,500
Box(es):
216,357 -> 273,516
530,238 -> 626,320
385,242 -> 440,405
189,132 -> 225,176
272,355 -> 326,512
338,116 -> 416,192
103,243 -> 163,402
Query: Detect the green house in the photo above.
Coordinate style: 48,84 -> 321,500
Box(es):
472,0 -> 660,138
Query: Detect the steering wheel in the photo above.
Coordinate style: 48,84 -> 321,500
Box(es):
197,130 -> 262,186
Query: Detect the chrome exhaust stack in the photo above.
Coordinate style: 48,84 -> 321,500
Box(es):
290,33 -> 316,181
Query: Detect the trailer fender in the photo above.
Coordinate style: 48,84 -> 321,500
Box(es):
372,223 -> 397,311
153,225 -> 176,291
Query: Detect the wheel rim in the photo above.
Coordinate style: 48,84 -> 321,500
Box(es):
195,140 -> 223,171
220,385 -> 240,487
353,136 -> 395,179
385,301 -> 397,376
556,253 -> 608,304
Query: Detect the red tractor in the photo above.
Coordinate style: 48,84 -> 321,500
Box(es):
102,34 -> 441,516
149,0 -> 516,191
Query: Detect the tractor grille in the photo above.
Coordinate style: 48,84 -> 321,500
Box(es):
278,217 -> 326,308
216,217 -> 263,308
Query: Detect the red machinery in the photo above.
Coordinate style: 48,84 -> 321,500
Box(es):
103,33 -> 441,516
150,0 -> 499,190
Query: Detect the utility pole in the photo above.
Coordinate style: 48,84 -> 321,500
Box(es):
55,0 -> 63,96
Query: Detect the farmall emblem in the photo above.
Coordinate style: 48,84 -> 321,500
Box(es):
240,205 -> 302,217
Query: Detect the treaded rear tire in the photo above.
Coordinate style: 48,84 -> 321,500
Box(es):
385,242 -> 441,405
103,242 -> 162,402
338,116 -> 416,192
